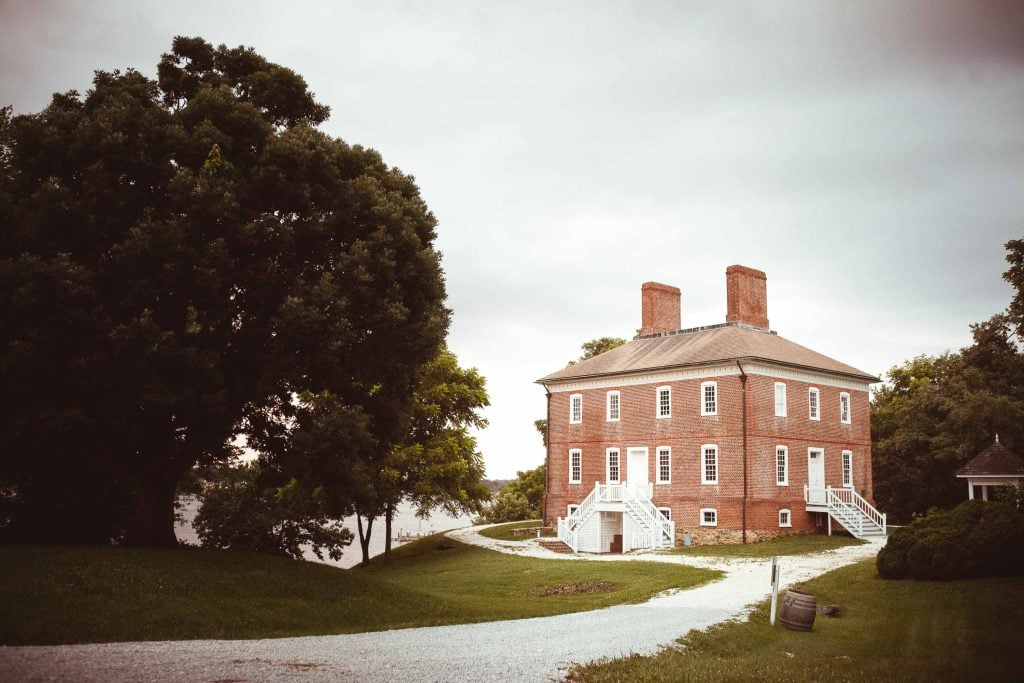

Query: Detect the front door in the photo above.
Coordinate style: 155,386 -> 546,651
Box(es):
627,447 -> 650,499
807,448 -> 825,504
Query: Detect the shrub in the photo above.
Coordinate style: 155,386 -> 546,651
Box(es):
877,500 -> 1024,580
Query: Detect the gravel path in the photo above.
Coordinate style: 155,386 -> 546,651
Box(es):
0,528 -> 885,682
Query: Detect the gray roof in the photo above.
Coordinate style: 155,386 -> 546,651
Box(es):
538,323 -> 878,384
956,442 -> 1024,477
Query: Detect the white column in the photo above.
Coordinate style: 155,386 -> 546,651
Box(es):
982,485 -> 989,502
968,480 -> 974,500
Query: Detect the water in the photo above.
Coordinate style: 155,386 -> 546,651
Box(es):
175,496 -> 469,568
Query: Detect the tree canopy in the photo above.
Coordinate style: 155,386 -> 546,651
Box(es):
0,37 -> 449,546
872,240 -> 1024,523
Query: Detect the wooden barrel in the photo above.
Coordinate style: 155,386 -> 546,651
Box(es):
779,590 -> 817,632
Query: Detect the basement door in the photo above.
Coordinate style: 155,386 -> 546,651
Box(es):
807,448 -> 825,504
627,447 -> 650,499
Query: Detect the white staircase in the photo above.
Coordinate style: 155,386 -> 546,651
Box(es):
805,485 -> 886,539
557,482 -> 675,552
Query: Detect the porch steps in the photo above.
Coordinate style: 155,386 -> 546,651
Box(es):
539,540 -> 574,554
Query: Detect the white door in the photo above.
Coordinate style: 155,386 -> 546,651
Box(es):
627,448 -> 650,499
807,448 -> 825,504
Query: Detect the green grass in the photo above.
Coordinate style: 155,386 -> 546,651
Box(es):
567,559 -> 1024,682
0,538 -> 718,645
665,533 -> 864,558
477,519 -> 544,541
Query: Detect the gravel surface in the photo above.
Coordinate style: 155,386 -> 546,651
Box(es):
0,527 -> 885,682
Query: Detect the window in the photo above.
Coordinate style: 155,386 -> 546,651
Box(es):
840,392 -> 851,424
776,445 -> 788,486
657,385 -> 671,418
606,448 -> 620,483
700,508 -> 718,526
657,447 -> 671,484
657,507 -> 672,521
701,381 -> 718,416
774,382 -> 787,417
842,450 -> 853,487
808,387 -> 820,421
779,509 -> 792,528
569,394 -> 582,424
569,449 -> 582,483
701,444 -> 718,484
567,504 -> 580,517
606,391 -> 620,422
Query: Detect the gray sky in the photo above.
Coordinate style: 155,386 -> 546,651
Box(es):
3,1 -> 1023,478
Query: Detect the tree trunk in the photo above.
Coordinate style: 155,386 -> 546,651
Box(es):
384,504 -> 394,557
123,469 -> 181,547
356,511 -> 374,564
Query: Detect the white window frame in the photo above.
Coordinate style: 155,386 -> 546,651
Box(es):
776,445 -> 789,486
569,448 -> 582,484
774,382 -> 787,417
701,381 -> 718,416
657,507 -> 672,521
808,387 -> 820,421
700,508 -> 718,526
842,450 -> 853,487
656,446 -> 671,484
569,394 -> 583,424
656,385 -> 671,419
606,448 -> 621,484
701,444 -> 718,484
779,508 -> 792,528
606,390 -> 620,422
567,504 -> 580,517
840,392 -> 851,424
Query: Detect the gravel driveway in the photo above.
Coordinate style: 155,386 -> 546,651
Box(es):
0,527 -> 885,682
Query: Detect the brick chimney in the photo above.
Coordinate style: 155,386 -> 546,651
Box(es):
725,265 -> 769,329
641,282 -> 681,335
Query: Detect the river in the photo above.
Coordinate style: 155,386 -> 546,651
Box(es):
175,496 -> 470,569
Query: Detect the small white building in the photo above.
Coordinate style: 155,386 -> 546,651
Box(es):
955,438 -> 1024,502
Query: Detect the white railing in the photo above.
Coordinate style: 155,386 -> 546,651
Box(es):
558,481 -> 674,552
804,484 -> 887,537
827,486 -> 886,534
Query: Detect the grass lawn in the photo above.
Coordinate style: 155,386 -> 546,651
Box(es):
0,537 -> 718,645
477,519 -> 544,541
665,533 -> 864,558
567,559 -> 1024,682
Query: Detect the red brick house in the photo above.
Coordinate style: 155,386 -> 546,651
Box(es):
537,265 -> 885,552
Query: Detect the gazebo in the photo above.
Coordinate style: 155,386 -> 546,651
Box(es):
955,437 -> 1024,501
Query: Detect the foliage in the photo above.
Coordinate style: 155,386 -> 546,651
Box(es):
0,537 -> 717,645
876,500 -> 1024,580
566,336 -> 627,366
566,559 -> 1024,682
478,519 -> 546,541
0,37 -> 448,545
192,462 -> 352,561
480,464 -> 545,523
871,240 -> 1024,523
534,418 -> 548,448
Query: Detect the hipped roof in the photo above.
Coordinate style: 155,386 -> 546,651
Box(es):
538,323 -> 878,384
956,442 -> 1024,477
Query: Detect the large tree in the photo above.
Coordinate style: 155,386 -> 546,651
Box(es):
0,37 -> 448,546
871,240 -> 1024,523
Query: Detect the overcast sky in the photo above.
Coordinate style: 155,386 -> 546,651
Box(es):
3,1 -> 1023,478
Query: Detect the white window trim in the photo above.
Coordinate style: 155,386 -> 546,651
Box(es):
569,394 -> 583,424
701,444 -> 718,485
657,506 -> 672,521
656,446 -> 671,484
606,390 -> 620,422
840,392 -> 851,424
774,382 -> 787,417
567,504 -> 580,517
808,387 -> 820,421
776,445 -> 789,486
606,447 -> 621,484
701,381 -> 718,416
569,448 -> 582,484
779,508 -> 792,528
700,508 -> 718,527
656,385 -> 672,419
842,450 -> 853,488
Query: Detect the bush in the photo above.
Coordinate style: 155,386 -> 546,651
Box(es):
877,500 -> 1024,580
478,464 -> 544,524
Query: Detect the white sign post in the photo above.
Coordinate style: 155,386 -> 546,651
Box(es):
769,556 -> 781,626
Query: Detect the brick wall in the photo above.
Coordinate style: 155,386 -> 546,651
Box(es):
544,370 -> 872,542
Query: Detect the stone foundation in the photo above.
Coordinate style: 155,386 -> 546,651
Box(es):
677,526 -> 817,546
